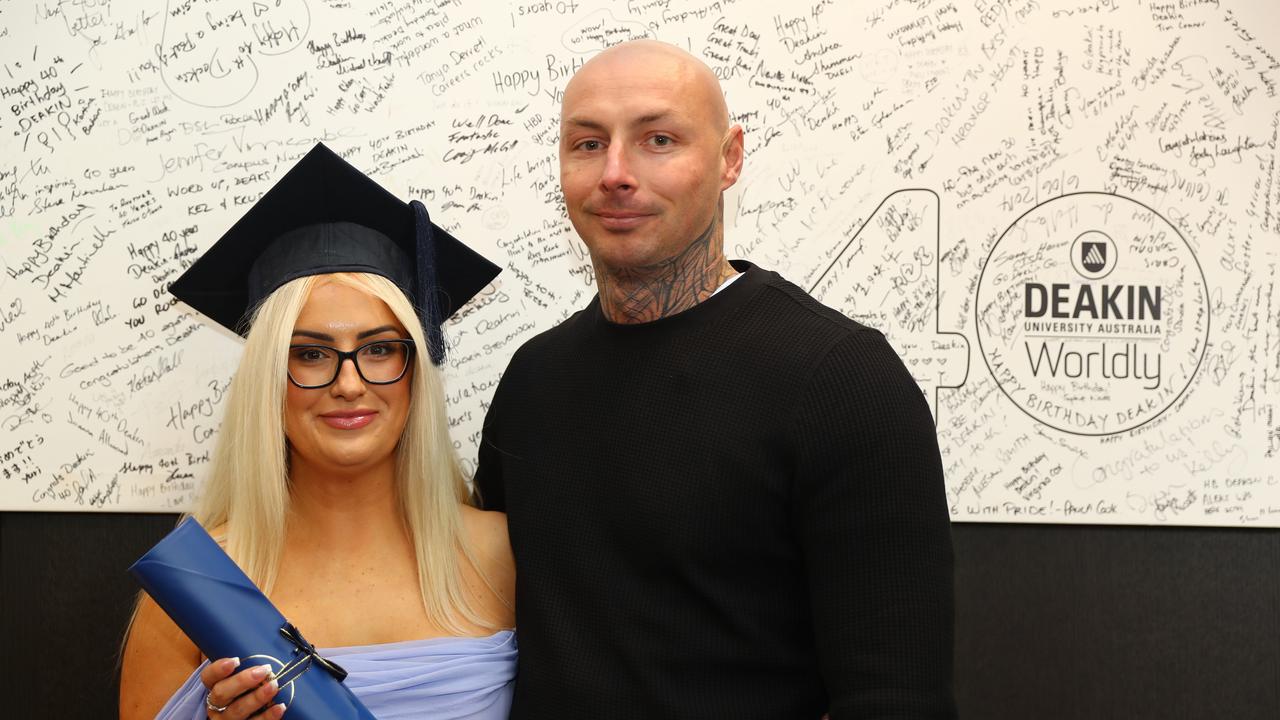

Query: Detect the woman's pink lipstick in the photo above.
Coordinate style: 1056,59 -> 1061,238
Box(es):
320,410 -> 377,430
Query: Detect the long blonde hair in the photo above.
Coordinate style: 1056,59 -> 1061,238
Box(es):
191,271 -> 495,634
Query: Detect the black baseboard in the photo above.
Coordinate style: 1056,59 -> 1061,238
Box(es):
3,513 -> 1276,719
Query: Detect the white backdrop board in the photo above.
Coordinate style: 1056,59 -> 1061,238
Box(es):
0,0 -> 1276,525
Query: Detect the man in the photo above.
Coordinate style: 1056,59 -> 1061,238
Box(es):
475,40 -> 956,719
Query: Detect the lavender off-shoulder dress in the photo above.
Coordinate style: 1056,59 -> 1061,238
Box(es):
155,630 -> 516,719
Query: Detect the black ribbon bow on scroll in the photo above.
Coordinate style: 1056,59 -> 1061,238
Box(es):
276,622 -> 349,686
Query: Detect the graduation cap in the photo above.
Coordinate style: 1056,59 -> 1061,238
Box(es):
169,143 -> 500,364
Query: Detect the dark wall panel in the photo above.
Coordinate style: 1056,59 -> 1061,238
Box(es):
1,513 -> 178,720
2,514 -> 1277,719
953,524 -> 1280,719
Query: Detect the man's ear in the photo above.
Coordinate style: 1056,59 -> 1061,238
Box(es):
720,125 -> 745,191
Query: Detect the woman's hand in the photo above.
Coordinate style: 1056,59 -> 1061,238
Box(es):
200,658 -> 287,719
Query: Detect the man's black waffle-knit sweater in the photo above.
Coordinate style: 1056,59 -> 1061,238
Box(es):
475,261 -> 956,719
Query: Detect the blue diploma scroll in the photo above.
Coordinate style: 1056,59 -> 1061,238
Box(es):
129,518 -> 377,719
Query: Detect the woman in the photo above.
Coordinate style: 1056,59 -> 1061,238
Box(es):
120,144 -> 514,719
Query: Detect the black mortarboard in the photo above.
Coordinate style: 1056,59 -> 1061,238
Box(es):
169,143 -> 500,364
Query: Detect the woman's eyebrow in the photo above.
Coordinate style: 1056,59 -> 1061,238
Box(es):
292,329 -> 335,342
290,325 -> 401,342
356,325 -> 401,340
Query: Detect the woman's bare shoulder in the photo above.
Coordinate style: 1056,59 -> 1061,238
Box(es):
121,519 -> 225,718
461,504 -> 508,543
119,593 -> 202,720
460,506 -> 514,575
459,505 -> 516,627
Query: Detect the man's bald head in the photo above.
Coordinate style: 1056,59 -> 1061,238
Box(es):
564,40 -> 731,133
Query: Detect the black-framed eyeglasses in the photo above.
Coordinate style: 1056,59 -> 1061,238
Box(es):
287,339 -> 416,389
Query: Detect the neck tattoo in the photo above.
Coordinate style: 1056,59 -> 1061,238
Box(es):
594,203 -> 736,324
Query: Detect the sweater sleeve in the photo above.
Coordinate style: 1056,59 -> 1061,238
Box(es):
787,328 -> 957,719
